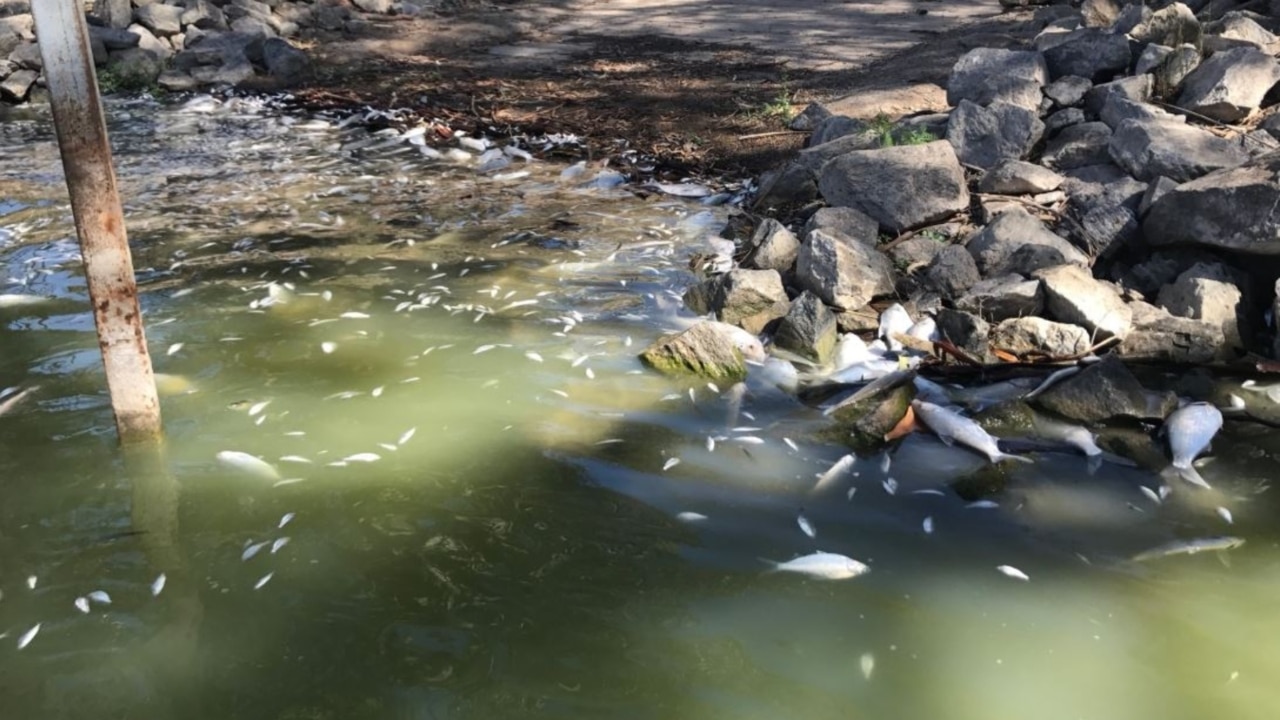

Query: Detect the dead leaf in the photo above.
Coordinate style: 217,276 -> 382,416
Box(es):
884,405 -> 917,442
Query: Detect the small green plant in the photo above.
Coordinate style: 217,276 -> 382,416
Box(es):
96,66 -> 161,95
868,113 -> 936,147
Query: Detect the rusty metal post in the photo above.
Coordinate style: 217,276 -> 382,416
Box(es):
32,1 -> 162,443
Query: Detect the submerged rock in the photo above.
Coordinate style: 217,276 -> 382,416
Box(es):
638,321 -> 759,381
1032,355 -> 1177,422
827,382 -> 916,453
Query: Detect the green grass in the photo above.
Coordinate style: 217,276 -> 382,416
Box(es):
96,66 -> 162,95
868,113 -> 936,147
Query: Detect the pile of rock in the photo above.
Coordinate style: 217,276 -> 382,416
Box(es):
0,0 -> 414,103
741,0 -> 1280,371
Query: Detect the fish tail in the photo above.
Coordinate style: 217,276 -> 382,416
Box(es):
1169,463 -> 1212,489
756,558 -> 779,572
997,452 -> 1034,464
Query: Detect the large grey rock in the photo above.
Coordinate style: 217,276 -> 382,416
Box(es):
88,25 -> 141,51
262,37 -> 308,86
1061,163 -> 1148,212
639,321 -> 757,381
1043,75 -> 1091,108
752,161 -> 817,210
966,207 -> 1089,277
1176,47 -> 1280,123
947,47 -> 1048,111
1134,43 -> 1174,76
1034,263 -> 1133,341
922,244 -> 981,299
795,230 -> 896,310
1117,300 -> 1224,364
1152,44 -> 1201,99
887,236 -> 945,273
230,16 -> 274,38
992,316 -> 1092,357
1082,75 -> 1151,117
93,0 -> 132,29
774,291 -> 838,364
0,29 -> 20,58
683,268 -> 789,334
181,0 -> 228,30
1205,13 -> 1277,52
1128,2 -> 1202,47
978,159 -> 1064,195
0,12 -> 30,39
796,127 -> 883,178
955,274 -> 1045,322
1032,355 -> 1177,422
945,100 -> 1045,170
1138,176 -> 1179,217
1042,28 -> 1133,82
935,308 -> 991,361
7,40 -> 39,70
789,102 -> 833,132
1157,261 -> 1248,353
809,115 -> 868,147
1099,95 -> 1181,131
0,67 -> 34,101
818,141 -> 969,232
801,206 -> 878,246
133,3 -> 182,36
1076,203 -> 1141,259
1144,151 -> 1280,254
1042,122 -> 1113,170
741,220 -> 798,274
1044,107 -> 1087,137
1109,118 -> 1250,183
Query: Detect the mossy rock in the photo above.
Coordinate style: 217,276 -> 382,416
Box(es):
638,322 -> 749,381
950,463 -> 1015,501
1096,426 -> 1167,473
821,382 -> 916,454
973,400 -> 1037,435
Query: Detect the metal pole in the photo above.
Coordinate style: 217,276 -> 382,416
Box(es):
32,1 -> 162,443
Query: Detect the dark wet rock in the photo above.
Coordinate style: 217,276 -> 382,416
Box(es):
1042,28 -> 1133,83
801,206 -> 878,246
0,67 -> 34,101
946,100 -> 1045,170
1034,263 -> 1133,341
1109,118 -> 1249,183
1144,152 -> 1280,254
774,291 -> 838,364
744,218 -> 800,273
262,37 -> 309,86
936,307 -> 991,360
922,244 -> 981,299
978,159 -> 1064,195
1138,176 -> 1179,218
1129,2 -> 1202,47
818,141 -> 969,233
1117,300 -> 1225,363
955,274 -> 1045,322
828,383 -> 916,454
1176,47 -> 1280,123
89,25 -> 141,51
1152,44 -> 1201,100
1032,355 -> 1177,422
795,229 -> 896,310
966,207 -> 1088,277
1157,261 -> 1248,353
1073,203 -> 1141,259
639,321 -> 753,381
93,0 -> 132,29
133,3 -> 182,36
683,268 -> 789,335
1042,122 -> 1113,171
1083,75 -> 1152,117
1044,107 -> 1087,137
182,1 -> 228,31
947,47 -> 1048,111
1043,75 -> 1091,108
991,316 -> 1091,357
789,102 -> 833,132
752,161 -> 818,211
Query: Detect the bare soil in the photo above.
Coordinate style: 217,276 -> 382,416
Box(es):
293,0 -> 1038,179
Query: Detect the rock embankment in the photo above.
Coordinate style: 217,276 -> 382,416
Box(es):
0,0 -> 409,103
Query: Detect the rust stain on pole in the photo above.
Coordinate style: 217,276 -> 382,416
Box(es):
33,0 -> 162,443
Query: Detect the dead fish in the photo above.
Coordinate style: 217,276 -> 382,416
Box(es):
662,457 -> 680,471
87,590 -> 111,605
16,623 -> 40,650
151,573 -> 166,597
0,386 -> 38,417
996,565 -> 1030,581
1031,414 -> 1102,459
278,512 -> 295,529
1163,402 -> 1223,489
166,342 -> 184,356
911,400 -> 1033,465
833,333 -> 877,371
1217,507 -> 1234,524
1131,536 -> 1244,562
762,551 -> 870,580
271,537 -> 290,554
398,427 -> 416,446
0,293 -> 53,309
878,304 -> 912,351
812,453 -> 855,494
343,452 -> 381,463
906,316 -> 938,343
216,451 -> 282,481
676,511 -> 708,523
1025,365 -> 1082,400
922,516 -> 935,535
254,572 -> 274,590
882,477 -> 898,495
74,597 -> 90,614
797,511 -> 816,539
860,652 -> 875,680
242,541 -> 269,561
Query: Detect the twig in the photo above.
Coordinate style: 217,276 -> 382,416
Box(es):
736,130 -> 808,141
973,193 -> 1100,263
1150,100 -> 1275,149
878,213 -> 965,253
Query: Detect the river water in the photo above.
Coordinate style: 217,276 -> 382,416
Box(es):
2,95 -> 1280,720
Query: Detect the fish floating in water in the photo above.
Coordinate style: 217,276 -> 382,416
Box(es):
216,451 -> 282,481
1162,402 -> 1222,489
910,400 -> 1032,465
762,551 -> 870,580
0,386 -> 37,418
1131,536 -> 1244,562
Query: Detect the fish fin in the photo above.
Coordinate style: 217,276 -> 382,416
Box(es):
1085,453 -> 1103,476
936,433 -> 956,447
997,452 -> 1034,464
1167,463 -> 1211,489
756,557 -> 779,571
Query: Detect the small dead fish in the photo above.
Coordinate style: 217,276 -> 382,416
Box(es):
16,623 -> 40,650
1164,402 -> 1222,489
1131,536 -> 1244,562
812,454 -> 855,494
340,311 -> 370,319
706,436 -> 716,452
1217,507 -> 1234,524
912,400 -> 1032,465
860,652 -> 875,680
525,351 -> 544,363
321,342 -> 337,354
922,516 -> 935,535
74,597 -> 90,614
242,541 -> 269,561
26,575 -> 36,590
797,511 -> 816,539
784,438 -> 799,452
271,537 -> 290,554
676,511 -> 708,523
151,573 -> 166,597
0,386 -> 37,417
662,457 -> 680,471
732,436 -> 764,445
966,500 -> 999,509
254,572 -> 274,590
882,477 -> 898,495
763,551 -> 870,580
343,452 -> 381,463
474,344 -> 497,355
279,455 -> 312,464
87,590 -> 111,605
996,565 -> 1030,581
1139,486 -> 1162,505
398,427 -> 416,445
216,451 -> 281,481
279,512 -> 296,529
166,342 -> 184,356
247,400 -> 271,417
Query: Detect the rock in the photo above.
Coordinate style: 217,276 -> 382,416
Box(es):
945,100 -> 1045,170
809,115 -> 867,147
966,207 -> 1089,277
1156,261 -> 1248,353
1205,13 -> 1277,52
887,236 -> 945,273
1032,355 -> 1177,422
230,16 -> 274,38
133,3 -> 182,36
1061,163 -> 1148,212
1043,75 -> 1091,108
8,40 -> 39,70
1034,264 -> 1132,341
683,269 -> 789,334
1138,176 -> 1179,217
88,25 -> 140,51
261,37 -> 308,86
0,12 -> 30,40
817,141 -> 969,233
955,274 -> 1045,322
181,0 -> 228,31
639,321 -> 755,381
1044,107 -> 1086,137
0,29 -> 19,59
752,161 -> 817,211
922,244 -> 981,299
1074,203 -> 1141,259
106,47 -> 164,85
1082,75 -> 1151,117
947,47 -> 1048,112
796,127 -> 881,177
774,291 -> 838,364
789,102 -> 832,132
224,0 -> 273,21
1128,2 -> 1202,47
0,67 -> 34,101
190,56 -> 256,85
1109,118 -> 1250,183
829,382 -> 916,453
127,23 -> 172,61
1176,47 -> 1280,123
978,159 -> 1064,195
1042,122 -> 1113,170
801,206 -> 878,246
89,34 -> 109,66
1042,28 -> 1133,83
745,219 -> 800,273
156,69 -> 199,92
1152,44 -> 1201,100
1098,95 -> 1181,131
1134,44 -> 1174,76
92,0 -> 132,29
795,230 -> 895,310
935,308 -> 991,360
991,316 -> 1091,357
1144,151 -> 1280,254
1080,0 -> 1121,28
353,0 -> 394,12
1117,300 -> 1225,363
1274,277 -> 1280,359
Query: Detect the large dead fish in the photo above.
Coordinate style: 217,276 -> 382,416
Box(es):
1162,402 -> 1222,489
911,400 -> 1033,464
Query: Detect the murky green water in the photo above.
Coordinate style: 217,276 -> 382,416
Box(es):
3,95 -> 1280,720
